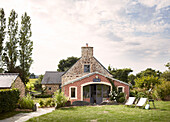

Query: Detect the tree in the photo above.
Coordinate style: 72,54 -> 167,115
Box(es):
165,62 -> 170,70
135,75 -> 160,90
3,9 -> 18,72
0,8 -> 6,73
136,68 -> 162,78
128,74 -> 136,86
18,12 -> 33,85
57,56 -> 79,72
161,71 -> 170,81
108,67 -> 133,83
34,75 -> 44,91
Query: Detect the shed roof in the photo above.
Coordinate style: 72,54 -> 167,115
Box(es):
0,73 -> 19,88
41,71 -> 64,84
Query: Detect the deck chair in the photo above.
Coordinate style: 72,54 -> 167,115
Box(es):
135,98 -> 148,108
125,97 -> 136,106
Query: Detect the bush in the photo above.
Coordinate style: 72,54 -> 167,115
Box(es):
39,99 -> 45,107
34,94 -> 52,98
19,94 -> 34,109
116,92 -> 125,103
0,89 -> 20,113
38,98 -> 55,108
153,81 -> 170,100
54,90 -> 68,108
137,92 -> 147,99
72,101 -> 90,106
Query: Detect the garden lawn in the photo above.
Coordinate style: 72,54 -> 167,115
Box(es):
27,101 -> 170,122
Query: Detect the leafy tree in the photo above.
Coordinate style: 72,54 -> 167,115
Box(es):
128,74 -> 136,85
135,75 -> 160,90
161,71 -> 170,81
165,62 -> 170,70
57,56 -> 79,72
153,81 -> 170,100
0,8 -> 6,73
136,68 -> 162,78
108,66 -> 133,83
3,9 -> 18,72
18,12 -> 33,85
34,75 -> 44,91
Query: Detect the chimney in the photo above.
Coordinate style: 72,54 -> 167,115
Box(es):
81,44 -> 93,58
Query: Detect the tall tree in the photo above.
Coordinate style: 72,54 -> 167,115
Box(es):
108,66 -> 133,83
57,56 -> 79,72
18,12 -> 33,85
3,9 -> 18,72
0,8 -> 6,73
136,68 -> 162,78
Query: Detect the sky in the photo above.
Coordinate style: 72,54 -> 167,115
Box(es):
0,0 -> 170,75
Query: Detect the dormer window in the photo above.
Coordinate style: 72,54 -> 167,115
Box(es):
84,65 -> 90,73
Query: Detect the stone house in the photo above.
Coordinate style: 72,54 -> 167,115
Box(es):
0,73 -> 25,97
41,71 -> 64,94
42,44 -> 129,104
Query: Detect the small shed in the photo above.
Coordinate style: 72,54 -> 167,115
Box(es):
41,71 -> 65,94
0,73 -> 25,97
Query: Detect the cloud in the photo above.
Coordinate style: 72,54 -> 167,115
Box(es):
0,0 -> 169,74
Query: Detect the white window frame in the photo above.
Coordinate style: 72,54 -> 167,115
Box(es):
117,86 -> 124,93
69,86 -> 77,99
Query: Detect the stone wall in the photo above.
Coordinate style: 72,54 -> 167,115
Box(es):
44,84 -> 60,94
12,77 -> 25,98
62,46 -> 112,85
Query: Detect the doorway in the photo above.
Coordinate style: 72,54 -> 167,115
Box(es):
83,84 -> 110,104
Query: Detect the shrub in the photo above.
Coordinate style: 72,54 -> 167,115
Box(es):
116,92 -> 125,103
137,92 -> 147,99
153,81 -> 170,100
19,94 -> 34,109
72,101 -> 90,106
38,98 -> 55,108
39,99 -> 45,107
54,90 -> 68,108
34,94 -> 52,98
0,89 -> 20,113
118,97 -> 125,103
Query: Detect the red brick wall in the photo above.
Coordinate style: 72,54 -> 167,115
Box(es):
63,73 -> 129,103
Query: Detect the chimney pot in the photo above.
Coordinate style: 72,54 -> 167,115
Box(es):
86,43 -> 88,47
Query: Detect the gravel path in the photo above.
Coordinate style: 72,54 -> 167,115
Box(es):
0,107 -> 55,122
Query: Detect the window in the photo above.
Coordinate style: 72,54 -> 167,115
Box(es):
48,87 -> 51,90
71,88 -> 75,98
83,85 -> 90,98
70,87 -> 77,99
84,65 -> 90,72
117,86 -> 124,93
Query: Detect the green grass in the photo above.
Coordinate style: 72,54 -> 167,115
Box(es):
0,111 -> 30,120
27,101 -> 170,122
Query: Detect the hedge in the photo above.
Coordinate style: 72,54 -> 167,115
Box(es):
0,88 -> 20,113
34,94 -> 52,98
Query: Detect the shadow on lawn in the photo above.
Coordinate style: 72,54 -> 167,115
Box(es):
59,106 -> 78,111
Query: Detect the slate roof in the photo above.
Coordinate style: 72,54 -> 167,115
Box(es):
62,72 -> 129,86
0,73 -> 19,88
41,71 -> 65,85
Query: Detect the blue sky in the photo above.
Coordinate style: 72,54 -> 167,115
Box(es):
0,0 -> 170,75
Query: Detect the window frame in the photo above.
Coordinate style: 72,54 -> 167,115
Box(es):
117,86 -> 124,93
84,65 -> 90,73
69,86 -> 77,99
48,87 -> 52,90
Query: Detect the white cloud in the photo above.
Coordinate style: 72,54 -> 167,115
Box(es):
0,0 -> 169,74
